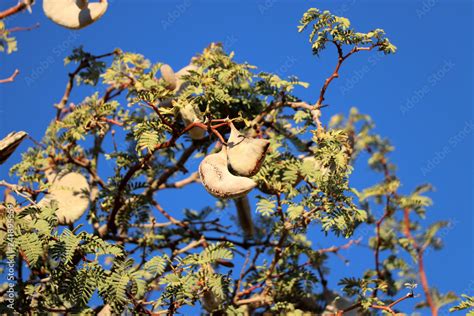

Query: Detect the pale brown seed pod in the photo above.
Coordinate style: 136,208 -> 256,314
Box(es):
37,171 -> 90,224
234,196 -> 254,238
157,63 -> 205,139
97,304 -> 112,316
159,64 -> 198,108
174,64 -> 199,94
180,103 -> 206,140
43,0 -> 108,30
0,131 -> 27,165
174,65 -> 206,139
227,123 -> 270,177
160,64 -> 177,90
199,147 -> 256,199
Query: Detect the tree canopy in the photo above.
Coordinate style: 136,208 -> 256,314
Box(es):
0,4 -> 472,316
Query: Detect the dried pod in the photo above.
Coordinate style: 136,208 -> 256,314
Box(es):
175,65 -> 206,139
227,123 -> 270,177
199,147 -> 256,199
38,171 -> 90,224
159,64 -> 198,108
97,304 -> 112,316
43,0 -> 108,30
180,103 -> 206,140
160,64 -> 177,90
0,131 -> 27,165
174,64 -> 198,94
201,290 -> 222,313
234,196 -> 254,238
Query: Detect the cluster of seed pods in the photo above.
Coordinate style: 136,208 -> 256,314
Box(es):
160,63 -> 205,140
199,123 -> 270,237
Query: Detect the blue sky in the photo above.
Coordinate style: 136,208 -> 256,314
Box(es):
1,0 -> 472,314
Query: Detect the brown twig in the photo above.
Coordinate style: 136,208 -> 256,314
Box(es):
144,101 -> 176,133
4,23 -> 40,34
373,195 -> 390,297
403,208 -> 437,316
55,51 -> 118,119
0,69 -> 19,84
0,2 -> 28,20
337,292 -> 414,315
312,42 -> 379,133
317,238 -> 361,254
158,172 -> 199,190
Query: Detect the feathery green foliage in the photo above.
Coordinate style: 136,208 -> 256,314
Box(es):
0,7 -> 459,315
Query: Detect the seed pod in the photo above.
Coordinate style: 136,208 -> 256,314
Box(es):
159,64 -> 198,108
199,147 -> 256,199
38,171 -> 90,224
175,65 -> 205,139
174,64 -> 198,94
0,131 -> 27,165
180,103 -> 206,140
227,123 -> 270,177
97,304 -> 112,316
201,290 -> 222,313
234,196 -> 254,238
158,64 -> 205,139
160,64 -> 177,90
43,0 -> 108,30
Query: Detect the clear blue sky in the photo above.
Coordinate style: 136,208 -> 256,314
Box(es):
0,0 -> 472,314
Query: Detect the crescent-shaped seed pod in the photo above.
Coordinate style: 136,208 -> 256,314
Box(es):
199,147 -> 256,199
160,64 -> 177,90
37,171 -> 90,224
227,123 -> 270,177
0,131 -> 27,165
43,0 -> 108,30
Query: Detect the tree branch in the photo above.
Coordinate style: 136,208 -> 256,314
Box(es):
403,208 -> 438,316
0,2 -> 28,20
0,69 -> 19,84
